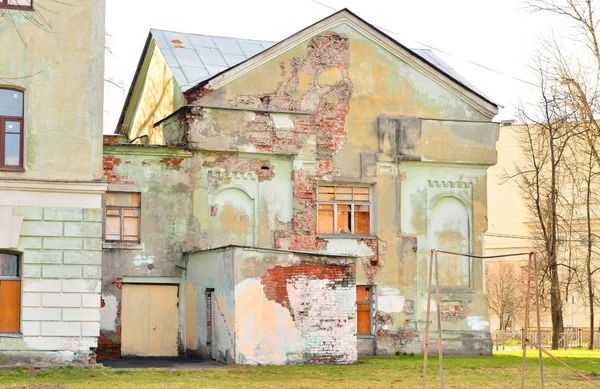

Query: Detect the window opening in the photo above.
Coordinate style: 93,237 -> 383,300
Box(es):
357,285 -> 372,335
105,192 -> 141,242
0,252 -> 21,333
318,185 -> 371,235
0,88 -> 24,169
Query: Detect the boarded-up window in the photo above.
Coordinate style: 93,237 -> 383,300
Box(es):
357,285 -> 371,335
0,252 -> 20,333
105,192 -> 141,242
317,185 -> 371,235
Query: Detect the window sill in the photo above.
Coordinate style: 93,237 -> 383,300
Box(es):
103,242 -> 144,250
0,168 -> 25,172
318,234 -> 377,240
0,5 -> 33,11
357,334 -> 375,339
0,332 -> 23,338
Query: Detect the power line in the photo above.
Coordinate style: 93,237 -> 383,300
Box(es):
310,0 -> 539,88
485,232 -> 596,243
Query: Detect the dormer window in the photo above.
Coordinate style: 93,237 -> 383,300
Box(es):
0,0 -> 33,10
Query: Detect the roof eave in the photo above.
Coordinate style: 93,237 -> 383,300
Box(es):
114,32 -> 154,135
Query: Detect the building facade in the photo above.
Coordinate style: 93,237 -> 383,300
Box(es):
99,9 -> 500,364
0,0 -> 105,366
485,122 -> 599,331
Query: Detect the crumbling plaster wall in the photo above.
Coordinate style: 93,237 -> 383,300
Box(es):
99,144 -> 200,358
185,246 -> 356,365
232,247 -> 356,365
198,152 -> 294,249
180,23 -> 499,356
184,248 -> 235,363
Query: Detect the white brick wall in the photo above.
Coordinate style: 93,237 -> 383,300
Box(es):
12,206 -> 103,356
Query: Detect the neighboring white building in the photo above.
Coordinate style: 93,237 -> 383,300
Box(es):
485,121 -> 595,330
0,0 -> 106,366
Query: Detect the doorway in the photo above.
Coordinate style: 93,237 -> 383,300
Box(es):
121,284 -> 179,356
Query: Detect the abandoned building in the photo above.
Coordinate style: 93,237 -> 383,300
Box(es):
0,0 -> 500,367
99,8 -> 500,364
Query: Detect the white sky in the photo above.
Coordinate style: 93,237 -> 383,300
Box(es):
103,0 -> 567,134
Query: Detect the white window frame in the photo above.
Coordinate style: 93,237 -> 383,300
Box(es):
317,184 -> 373,236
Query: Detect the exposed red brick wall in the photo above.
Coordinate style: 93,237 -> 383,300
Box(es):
362,238 -> 386,283
184,86 -> 214,104
96,301 -> 122,360
160,157 -> 184,168
103,135 -> 126,144
103,156 -> 133,184
261,263 -> 355,311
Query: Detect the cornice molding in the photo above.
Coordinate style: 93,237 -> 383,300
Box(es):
0,179 -> 107,194
428,180 -> 473,189
206,168 -> 258,181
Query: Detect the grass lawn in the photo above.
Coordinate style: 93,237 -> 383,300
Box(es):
1,350 -> 600,389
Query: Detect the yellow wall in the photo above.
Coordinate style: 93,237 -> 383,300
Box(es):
0,0 -> 105,181
125,42 -> 185,144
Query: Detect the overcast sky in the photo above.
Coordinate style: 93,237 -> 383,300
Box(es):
103,0 -> 566,134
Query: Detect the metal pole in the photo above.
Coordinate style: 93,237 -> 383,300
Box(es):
533,253 -> 545,389
571,293 -> 574,329
540,348 -> 600,388
423,249 -> 435,389
521,252 -> 533,389
435,250 -> 444,389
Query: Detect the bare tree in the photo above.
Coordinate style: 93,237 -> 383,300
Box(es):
510,57 -> 581,348
525,0 -> 600,348
486,261 -> 525,329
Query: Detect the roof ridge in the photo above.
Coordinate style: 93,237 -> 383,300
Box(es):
150,28 -> 276,44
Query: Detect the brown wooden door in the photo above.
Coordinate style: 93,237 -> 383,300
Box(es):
357,286 -> 371,335
0,280 -> 21,332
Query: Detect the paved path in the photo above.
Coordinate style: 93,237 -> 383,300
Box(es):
98,357 -> 223,370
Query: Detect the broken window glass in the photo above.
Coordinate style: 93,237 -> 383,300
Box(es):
317,185 -> 371,235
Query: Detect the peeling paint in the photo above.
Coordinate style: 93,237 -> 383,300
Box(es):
377,287 -> 405,313
132,255 -> 155,266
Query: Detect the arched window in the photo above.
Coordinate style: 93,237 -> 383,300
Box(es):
0,251 -> 20,333
0,88 -> 24,169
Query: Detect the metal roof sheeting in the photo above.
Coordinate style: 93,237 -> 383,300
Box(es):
150,29 -> 492,103
412,49 -> 492,103
150,29 -> 275,91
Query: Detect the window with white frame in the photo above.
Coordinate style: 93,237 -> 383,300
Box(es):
317,185 -> 371,235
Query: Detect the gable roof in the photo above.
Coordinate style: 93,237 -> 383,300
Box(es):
151,27 -> 492,103
117,8 -> 498,134
150,29 -> 275,92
